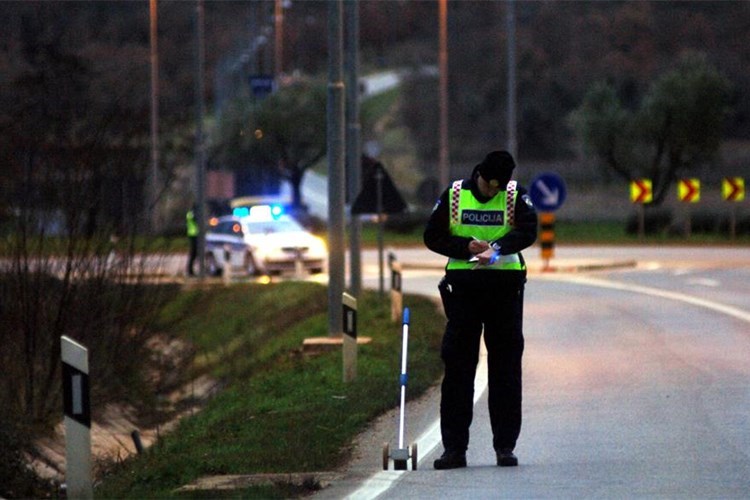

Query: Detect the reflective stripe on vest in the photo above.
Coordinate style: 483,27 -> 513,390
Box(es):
446,180 -> 525,271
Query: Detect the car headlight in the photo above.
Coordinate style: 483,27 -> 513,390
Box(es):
310,237 -> 327,257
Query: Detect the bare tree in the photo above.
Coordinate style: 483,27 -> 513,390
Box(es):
0,9 -> 176,493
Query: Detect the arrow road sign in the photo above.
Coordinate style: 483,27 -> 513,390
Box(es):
630,179 -> 653,204
678,178 -> 700,203
529,172 -> 566,212
722,177 -> 745,201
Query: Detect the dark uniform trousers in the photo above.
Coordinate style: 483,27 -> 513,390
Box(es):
438,270 -> 525,454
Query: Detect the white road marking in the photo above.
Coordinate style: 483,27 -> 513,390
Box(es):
686,277 -> 720,287
542,274 -> 750,323
347,342 -> 489,500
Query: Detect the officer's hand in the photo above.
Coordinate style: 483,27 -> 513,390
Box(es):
469,239 -> 490,255
475,247 -> 496,265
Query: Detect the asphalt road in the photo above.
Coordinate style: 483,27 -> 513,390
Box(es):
321,245 -> 750,499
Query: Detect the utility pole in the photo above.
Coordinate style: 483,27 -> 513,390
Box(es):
274,0 -> 284,78
149,0 -> 160,234
327,0 -> 346,337
195,0 -> 206,277
345,0 -> 362,297
506,0 -> 518,161
438,0 -> 450,188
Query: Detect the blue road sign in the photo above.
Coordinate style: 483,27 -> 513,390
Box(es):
529,172 -> 567,212
249,74 -> 275,99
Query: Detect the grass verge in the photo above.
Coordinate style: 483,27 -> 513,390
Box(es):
95,281 -> 444,498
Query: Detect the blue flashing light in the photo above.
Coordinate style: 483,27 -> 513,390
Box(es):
236,204 -> 287,221
270,204 -> 284,218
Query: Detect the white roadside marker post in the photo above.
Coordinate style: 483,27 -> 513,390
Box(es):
342,292 -> 358,382
61,336 -> 93,500
389,255 -> 403,322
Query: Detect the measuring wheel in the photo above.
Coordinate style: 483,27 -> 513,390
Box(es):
382,309 -> 420,473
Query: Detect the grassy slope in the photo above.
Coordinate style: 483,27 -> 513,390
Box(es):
96,282 -> 445,498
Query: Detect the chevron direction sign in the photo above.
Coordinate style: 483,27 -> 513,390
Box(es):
678,178 -> 700,203
722,177 -> 745,201
630,179 -> 653,204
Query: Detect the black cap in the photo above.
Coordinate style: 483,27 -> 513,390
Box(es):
477,150 -> 515,188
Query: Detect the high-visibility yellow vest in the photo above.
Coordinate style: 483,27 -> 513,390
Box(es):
186,210 -> 199,237
446,180 -> 525,271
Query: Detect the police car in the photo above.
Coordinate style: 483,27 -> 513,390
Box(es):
205,204 -> 327,277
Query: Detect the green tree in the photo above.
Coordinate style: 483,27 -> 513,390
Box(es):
570,52 -> 732,205
638,53 -> 733,203
568,81 -> 641,181
214,80 -> 327,210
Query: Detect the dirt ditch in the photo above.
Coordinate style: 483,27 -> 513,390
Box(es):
31,334 -> 219,485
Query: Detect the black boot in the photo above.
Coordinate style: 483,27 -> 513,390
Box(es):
433,451 -> 467,470
496,448 -> 518,467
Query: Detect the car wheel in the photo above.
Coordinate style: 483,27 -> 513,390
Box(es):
246,251 -> 262,276
206,254 -> 222,276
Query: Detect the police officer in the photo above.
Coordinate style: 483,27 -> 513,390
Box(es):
424,150 -> 537,469
186,205 -> 199,276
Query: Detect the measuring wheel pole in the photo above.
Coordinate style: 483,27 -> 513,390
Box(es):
391,307 -> 411,470
398,307 -> 410,449
61,336 -> 93,500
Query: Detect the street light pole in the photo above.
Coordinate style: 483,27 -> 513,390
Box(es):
195,0 -> 207,277
149,0 -> 160,234
438,0 -> 450,188
345,0 -> 362,297
506,0 -> 518,161
327,0 -> 346,337
274,0 -> 283,78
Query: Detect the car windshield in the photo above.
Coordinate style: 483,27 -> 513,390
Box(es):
243,217 -> 304,235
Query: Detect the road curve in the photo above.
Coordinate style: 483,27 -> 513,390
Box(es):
318,246 -> 750,499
